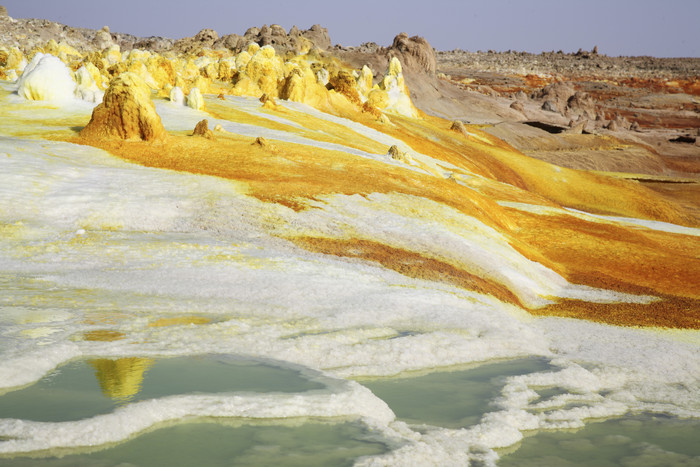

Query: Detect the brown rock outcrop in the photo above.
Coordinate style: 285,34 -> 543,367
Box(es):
259,93 -> 279,110
388,32 -> 437,75
93,26 -> 114,50
564,120 -> 587,134
194,28 -> 218,43
510,101 -> 525,113
387,144 -> 411,162
253,136 -> 268,146
450,120 -> 474,138
534,81 -> 576,113
566,91 -> 596,119
213,34 -> 245,51
541,100 -> 559,113
80,72 -> 167,142
174,28 -> 219,54
252,136 -> 276,151
233,24 -> 331,54
387,145 -> 401,158
257,24 -> 288,48
450,120 -> 466,131
192,119 -> 214,139
303,24 -> 331,50
259,93 -> 275,105
605,114 -> 630,131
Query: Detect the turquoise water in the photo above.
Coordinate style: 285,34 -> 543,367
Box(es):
363,357 -> 553,428
0,356 -> 324,422
498,414 -> 700,466
0,420 -> 389,466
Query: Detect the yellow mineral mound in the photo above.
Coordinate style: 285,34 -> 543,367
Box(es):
235,50 -> 252,71
279,62 -> 326,106
280,66 -> 305,102
187,86 -> 205,110
127,49 -> 151,62
102,44 -> 122,65
357,65 -> 374,98
17,54 -> 76,103
84,62 -> 107,89
328,69 -> 361,104
73,64 -> 103,103
193,75 -> 211,95
126,60 -> 159,89
217,58 -> 236,81
233,45 -> 284,98
80,72 -> 167,142
368,57 -> 419,118
145,55 -> 176,89
90,357 -> 154,400
44,39 -> 81,62
169,85 -> 185,105
3,46 -> 26,72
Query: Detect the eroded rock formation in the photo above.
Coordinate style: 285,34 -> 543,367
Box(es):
388,32 -> 437,75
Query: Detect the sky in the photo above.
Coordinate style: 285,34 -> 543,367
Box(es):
3,0 -> 699,57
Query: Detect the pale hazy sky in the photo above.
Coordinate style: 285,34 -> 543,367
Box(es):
3,0 -> 699,57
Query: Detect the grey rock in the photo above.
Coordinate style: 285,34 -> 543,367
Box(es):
194,28 -> 218,43
213,34 -> 244,51
303,24 -> 331,50
132,36 -> 174,53
567,91 -> 596,119
542,100 -> 559,113
565,120 -> 587,134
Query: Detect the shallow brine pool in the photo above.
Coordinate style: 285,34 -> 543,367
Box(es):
498,414 -> 700,466
0,356 -> 389,466
1,357 -> 697,466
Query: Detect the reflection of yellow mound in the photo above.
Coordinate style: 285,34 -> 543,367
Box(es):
149,316 -> 211,327
83,330 -> 125,341
90,357 -> 154,400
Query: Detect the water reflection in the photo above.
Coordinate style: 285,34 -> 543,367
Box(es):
89,357 -> 154,402
0,355 -> 324,422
